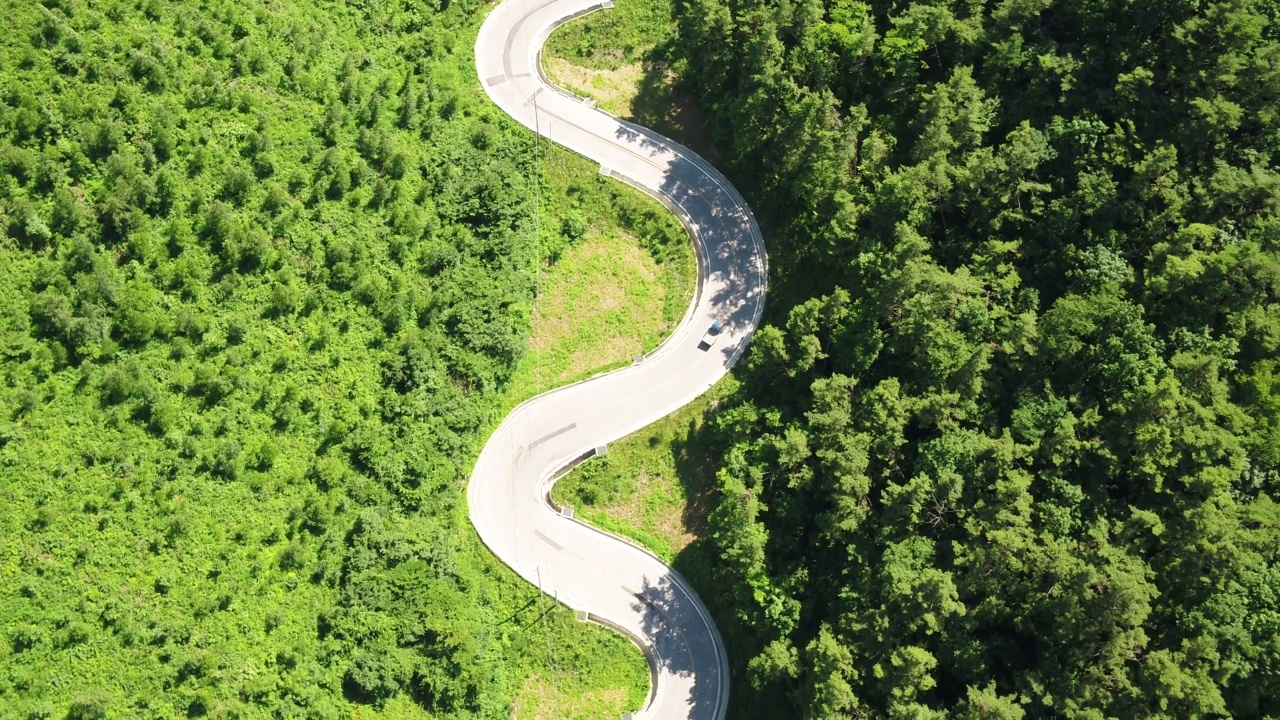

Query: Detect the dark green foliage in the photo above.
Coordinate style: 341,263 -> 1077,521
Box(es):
663,0 -> 1280,716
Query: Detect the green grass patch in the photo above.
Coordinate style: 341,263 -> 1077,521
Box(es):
542,0 -> 721,158
500,144 -> 693,405
551,376 -> 738,563
543,0 -> 675,72
504,575 -> 651,719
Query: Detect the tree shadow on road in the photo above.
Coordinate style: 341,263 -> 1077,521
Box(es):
652,399 -> 791,719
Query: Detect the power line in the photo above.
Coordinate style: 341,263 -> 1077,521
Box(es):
532,92 -> 543,396
533,92 -> 542,300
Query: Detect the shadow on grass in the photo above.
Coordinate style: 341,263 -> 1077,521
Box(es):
627,41 -> 723,165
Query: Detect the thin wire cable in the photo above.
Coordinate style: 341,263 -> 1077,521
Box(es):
532,92 -> 542,395
538,566 -> 559,717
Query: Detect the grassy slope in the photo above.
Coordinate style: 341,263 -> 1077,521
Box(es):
551,378 -> 736,563
502,145 -> 693,406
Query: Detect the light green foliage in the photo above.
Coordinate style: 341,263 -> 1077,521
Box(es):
0,0 -> 651,716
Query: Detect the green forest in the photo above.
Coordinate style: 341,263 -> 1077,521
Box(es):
0,0 -> 703,716
657,0 -> 1280,716
550,0 -> 1280,715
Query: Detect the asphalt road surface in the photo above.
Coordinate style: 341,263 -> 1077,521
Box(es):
471,1 -> 767,717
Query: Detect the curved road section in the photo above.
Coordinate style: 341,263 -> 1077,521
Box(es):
471,1 -> 766,717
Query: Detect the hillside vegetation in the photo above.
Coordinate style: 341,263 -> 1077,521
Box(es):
0,0 -> 697,716
551,0 -> 1280,716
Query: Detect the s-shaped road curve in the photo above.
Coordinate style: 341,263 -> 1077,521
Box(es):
470,0 -> 766,717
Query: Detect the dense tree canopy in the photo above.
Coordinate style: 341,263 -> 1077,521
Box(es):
667,0 -> 1280,715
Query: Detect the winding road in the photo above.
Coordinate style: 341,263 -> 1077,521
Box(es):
470,0 -> 766,717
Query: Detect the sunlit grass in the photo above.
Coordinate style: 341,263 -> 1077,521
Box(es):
550,376 -> 736,563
